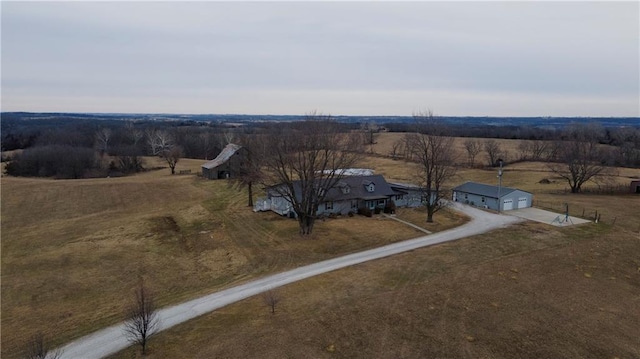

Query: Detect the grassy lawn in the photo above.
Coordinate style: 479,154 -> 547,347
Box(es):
2,149 -> 639,358
1,157 -> 463,358
109,220 -> 640,358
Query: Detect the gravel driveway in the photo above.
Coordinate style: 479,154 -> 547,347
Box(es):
56,202 -> 522,359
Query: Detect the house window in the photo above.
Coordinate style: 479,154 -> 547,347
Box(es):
325,201 -> 334,210
481,197 -> 485,203
465,194 -> 468,199
342,186 -> 350,194
351,200 -> 358,209
395,195 -> 404,201
378,199 -> 386,206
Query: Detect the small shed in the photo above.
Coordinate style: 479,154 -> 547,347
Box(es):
631,180 -> 640,194
202,143 -> 246,179
452,181 -> 532,211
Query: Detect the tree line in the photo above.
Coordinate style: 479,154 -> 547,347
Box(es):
2,119 -> 237,178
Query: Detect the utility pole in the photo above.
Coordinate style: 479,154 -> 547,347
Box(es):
497,159 -> 503,213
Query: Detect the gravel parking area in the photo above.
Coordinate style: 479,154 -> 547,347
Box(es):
508,207 -> 591,227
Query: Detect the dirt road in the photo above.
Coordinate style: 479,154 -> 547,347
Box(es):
56,203 -> 521,358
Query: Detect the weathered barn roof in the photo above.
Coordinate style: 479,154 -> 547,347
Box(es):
202,143 -> 242,170
453,181 -> 530,199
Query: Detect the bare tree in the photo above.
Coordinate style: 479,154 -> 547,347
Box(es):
161,146 -> 184,175
95,128 -> 112,155
518,140 -> 551,161
223,130 -> 236,145
483,139 -> 502,167
463,138 -> 482,168
262,113 -> 362,235
407,110 -> 457,223
232,134 -> 265,207
146,129 -> 172,156
125,122 -> 144,147
389,139 -> 404,160
262,289 -> 281,314
199,132 -> 216,160
549,127 -> 606,193
24,332 -> 61,359
124,281 -> 159,356
401,133 -> 413,159
360,121 -> 379,146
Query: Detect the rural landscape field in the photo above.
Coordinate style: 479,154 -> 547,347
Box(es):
3,2 -> 638,358
2,133 -> 639,358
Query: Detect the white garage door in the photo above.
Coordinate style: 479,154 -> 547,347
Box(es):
517,197 -> 528,209
503,199 -> 513,211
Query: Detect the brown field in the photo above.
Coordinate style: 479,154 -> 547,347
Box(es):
1,157 -> 463,358
2,143 -> 640,359
369,132 -> 528,166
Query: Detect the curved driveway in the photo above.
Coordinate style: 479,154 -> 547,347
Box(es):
57,202 -> 521,358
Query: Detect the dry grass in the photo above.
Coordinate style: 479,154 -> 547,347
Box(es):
370,132 -> 527,166
3,149 -> 639,359
103,155 -> 639,359
109,221 -> 640,359
1,157 -> 462,358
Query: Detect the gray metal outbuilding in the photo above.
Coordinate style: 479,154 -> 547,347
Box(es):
452,181 -> 532,211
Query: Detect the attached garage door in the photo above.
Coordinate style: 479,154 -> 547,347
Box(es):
503,199 -> 513,211
517,197 -> 528,209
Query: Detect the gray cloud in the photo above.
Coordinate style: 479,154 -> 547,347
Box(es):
1,1 -> 638,116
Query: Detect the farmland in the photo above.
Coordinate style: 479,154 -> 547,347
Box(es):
2,135 -> 639,358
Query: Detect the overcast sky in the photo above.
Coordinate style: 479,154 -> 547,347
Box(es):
2,1 -> 639,117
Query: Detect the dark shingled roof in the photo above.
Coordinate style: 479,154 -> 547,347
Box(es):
324,175 -> 396,201
453,181 -> 530,199
270,175 -> 397,202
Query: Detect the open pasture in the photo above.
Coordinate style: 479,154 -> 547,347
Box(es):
111,152 -> 640,358
1,157 -> 464,358
2,147 -> 638,358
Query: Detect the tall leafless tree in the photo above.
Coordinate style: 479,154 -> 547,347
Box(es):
360,121 -> 379,153
389,139 -> 404,160
407,110 -> 457,223
549,125 -> 606,193
146,129 -> 172,156
232,134 -> 265,207
95,128 -> 112,156
125,122 -> 144,147
463,138 -> 482,168
124,281 -> 159,356
262,113 -> 362,235
199,132 -> 215,160
483,139 -> 502,167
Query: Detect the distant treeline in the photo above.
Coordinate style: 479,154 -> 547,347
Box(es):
1,112 -> 639,179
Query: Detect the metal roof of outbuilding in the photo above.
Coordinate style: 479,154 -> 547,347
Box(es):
453,181 -> 530,199
202,143 -> 242,170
